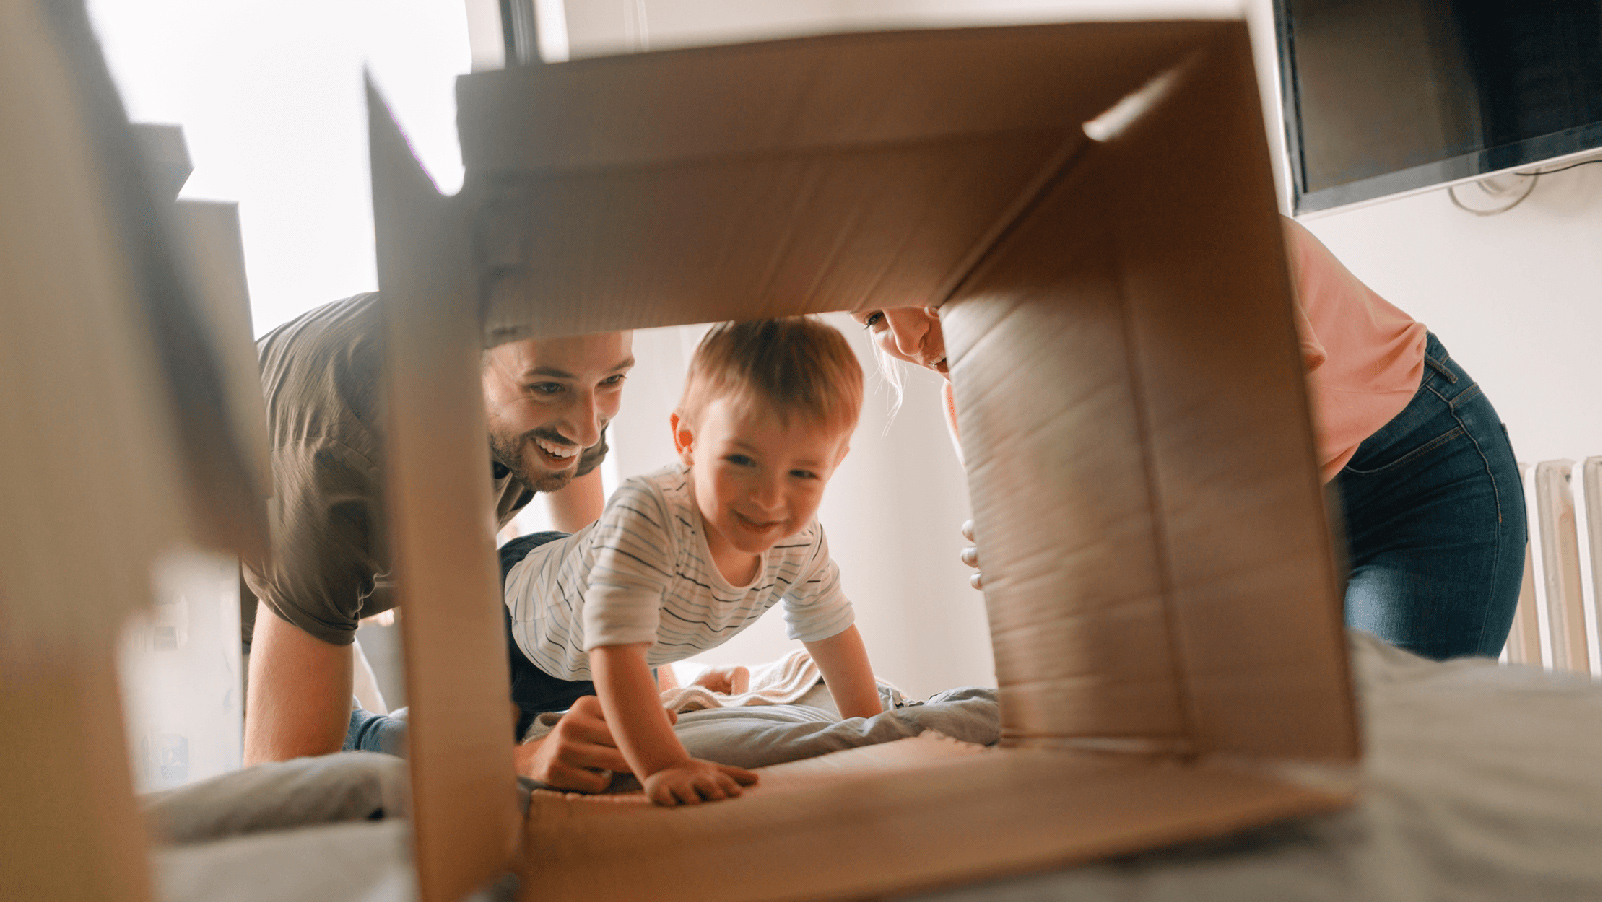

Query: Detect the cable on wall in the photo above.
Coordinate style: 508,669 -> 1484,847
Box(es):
1448,158 -> 1602,216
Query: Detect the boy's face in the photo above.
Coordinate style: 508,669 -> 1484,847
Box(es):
672,396 -> 853,566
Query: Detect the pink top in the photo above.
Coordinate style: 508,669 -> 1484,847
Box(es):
1282,217 -> 1427,482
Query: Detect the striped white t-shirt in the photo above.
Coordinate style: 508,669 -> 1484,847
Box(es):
504,464 -> 855,681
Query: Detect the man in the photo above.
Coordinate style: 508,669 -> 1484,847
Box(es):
242,292 -> 634,789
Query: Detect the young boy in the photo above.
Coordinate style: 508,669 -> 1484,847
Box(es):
501,318 -> 882,806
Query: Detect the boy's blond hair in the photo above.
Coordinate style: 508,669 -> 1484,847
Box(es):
678,317 -> 864,433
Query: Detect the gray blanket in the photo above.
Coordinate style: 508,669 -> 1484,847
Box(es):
151,634 -> 1602,902
146,685 -> 1000,843
143,751 -> 410,845
149,685 -> 999,902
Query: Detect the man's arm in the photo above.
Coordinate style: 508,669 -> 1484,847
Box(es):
244,602 -> 353,765
804,625 -> 882,720
546,468 -> 605,533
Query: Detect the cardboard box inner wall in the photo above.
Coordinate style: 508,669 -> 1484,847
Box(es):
372,17 -> 1360,902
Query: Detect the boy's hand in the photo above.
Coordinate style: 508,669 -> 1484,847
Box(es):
691,665 -> 750,696
643,759 -> 758,807
514,696 -> 630,793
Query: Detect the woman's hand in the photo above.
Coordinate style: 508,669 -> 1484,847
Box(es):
961,519 -> 983,590
643,758 -> 758,806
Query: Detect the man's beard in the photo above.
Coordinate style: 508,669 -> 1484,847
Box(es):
489,426 -> 581,493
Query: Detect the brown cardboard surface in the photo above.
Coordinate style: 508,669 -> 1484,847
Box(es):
530,732 -> 992,810
942,26 -> 1356,762
1,0 -> 190,659
376,16 -> 1365,902
516,748 -> 1350,902
456,22 -> 1223,344
44,4 -> 269,563
369,84 -> 524,902
171,200 -> 274,501
1,5 -> 256,899
0,650 -> 155,902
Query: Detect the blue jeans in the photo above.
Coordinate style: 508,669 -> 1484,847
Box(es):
345,704 -> 407,756
1333,333 -> 1525,660
499,531 -> 599,741
344,530 -> 589,754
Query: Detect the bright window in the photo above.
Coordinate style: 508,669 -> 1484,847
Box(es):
88,0 -> 472,335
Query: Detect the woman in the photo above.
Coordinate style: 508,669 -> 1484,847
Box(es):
853,217 -> 1525,661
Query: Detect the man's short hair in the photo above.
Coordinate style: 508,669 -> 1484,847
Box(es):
678,317 -> 864,433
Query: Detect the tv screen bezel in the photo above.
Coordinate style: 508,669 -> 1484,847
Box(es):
1273,0 -> 1602,214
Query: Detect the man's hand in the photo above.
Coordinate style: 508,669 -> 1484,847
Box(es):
960,519 -> 984,590
513,696 -> 631,792
642,758 -> 758,806
691,665 -> 750,696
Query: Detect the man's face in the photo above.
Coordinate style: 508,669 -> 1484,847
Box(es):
481,332 -> 634,492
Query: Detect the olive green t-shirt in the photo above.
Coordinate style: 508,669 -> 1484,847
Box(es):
242,293 -> 605,647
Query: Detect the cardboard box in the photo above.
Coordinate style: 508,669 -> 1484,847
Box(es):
373,17 -> 1358,902
1,6 -> 268,900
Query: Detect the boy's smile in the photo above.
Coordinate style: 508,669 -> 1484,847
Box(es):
672,397 -> 852,586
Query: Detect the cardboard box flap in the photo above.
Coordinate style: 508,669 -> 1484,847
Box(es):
3,4 -> 264,899
516,746 -> 1353,902
455,21 -> 1234,344
37,4 -> 270,563
370,82 -> 522,902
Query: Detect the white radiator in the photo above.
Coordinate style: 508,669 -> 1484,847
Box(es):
1506,459 -> 1602,678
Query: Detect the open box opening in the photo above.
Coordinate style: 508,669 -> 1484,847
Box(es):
372,19 -> 1359,902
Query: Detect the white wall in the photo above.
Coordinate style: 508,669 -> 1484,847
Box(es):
1296,176 -> 1602,463
119,550 -> 243,791
89,0 -> 472,335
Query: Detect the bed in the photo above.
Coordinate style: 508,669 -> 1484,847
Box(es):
146,631 -> 1602,902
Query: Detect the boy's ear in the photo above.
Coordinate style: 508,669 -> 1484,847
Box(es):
670,411 -> 695,464
834,440 -> 851,466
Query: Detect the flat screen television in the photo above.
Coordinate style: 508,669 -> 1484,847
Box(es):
1274,1 -> 1602,214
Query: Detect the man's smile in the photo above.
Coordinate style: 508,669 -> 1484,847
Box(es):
533,435 -> 579,460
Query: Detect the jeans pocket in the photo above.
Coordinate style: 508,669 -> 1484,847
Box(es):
1344,425 -> 1466,476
